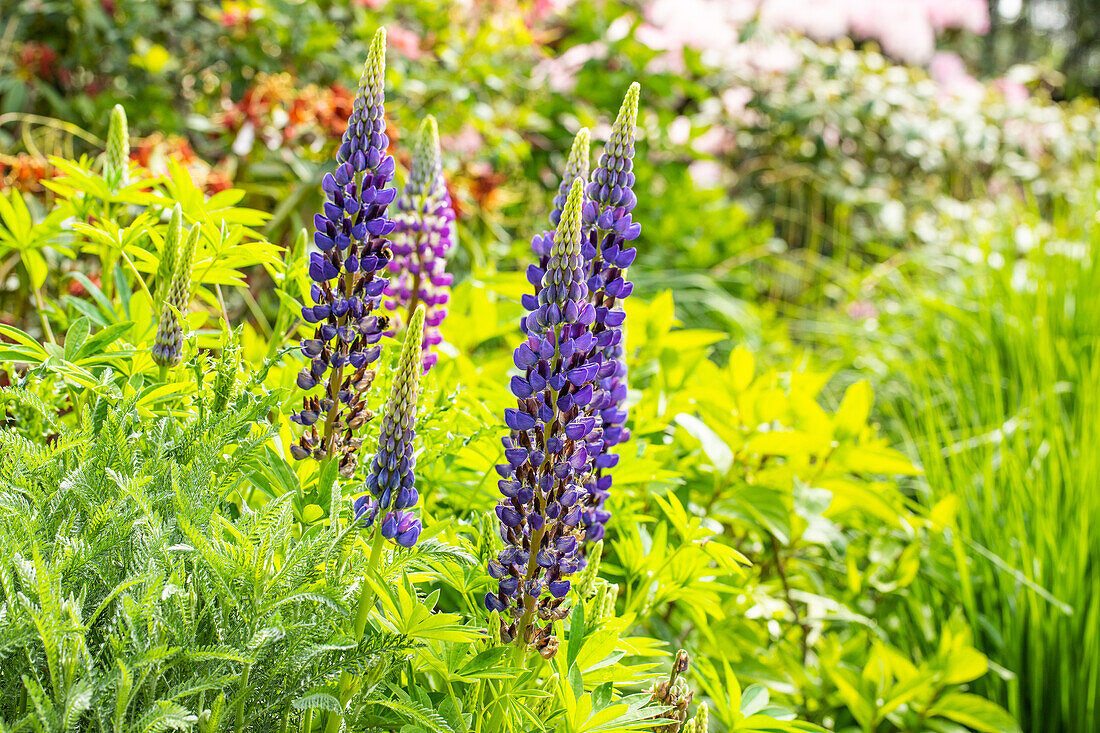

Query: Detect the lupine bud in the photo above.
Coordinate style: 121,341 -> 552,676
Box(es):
291,28 -> 397,469
576,82 -> 642,548
354,304 -> 426,547
154,204 -> 183,310
384,115 -> 455,372
694,703 -> 708,733
574,539 -> 603,596
525,128 -> 590,337
105,104 -> 129,189
588,578 -> 617,624
152,225 -> 199,368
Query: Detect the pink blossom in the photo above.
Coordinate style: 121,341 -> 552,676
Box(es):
534,42 -> 608,93
688,160 -> 725,189
354,0 -> 389,7
993,78 -> 1030,106
387,26 -> 422,60
441,125 -> 483,158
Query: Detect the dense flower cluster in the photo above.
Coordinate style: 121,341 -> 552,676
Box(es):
485,85 -> 642,655
151,224 -> 199,369
486,178 -> 594,655
289,29 -> 398,478
577,82 -> 641,545
352,303 -> 426,547
384,115 -> 456,371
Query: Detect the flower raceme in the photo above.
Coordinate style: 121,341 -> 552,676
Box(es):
352,303 -> 426,547
487,85 -> 642,656
384,115 -> 456,372
578,82 -> 641,543
289,28 -> 398,478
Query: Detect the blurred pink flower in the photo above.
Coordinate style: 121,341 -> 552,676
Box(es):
693,126 -> 735,155
529,0 -> 575,22
721,86 -> 753,117
534,42 -> 608,93
354,0 -> 389,7
688,160 -> 725,189
923,0 -> 989,34
993,78 -> 1030,106
846,300 -> 879,320
929,51 -> 968,84
387,26 -> 422,60
930,51 -> 984,99
442,125 -> 483,158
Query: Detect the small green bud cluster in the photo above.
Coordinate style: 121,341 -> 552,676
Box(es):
650,650 -> 694,733
105,104 -> 129,189
152,224 -> 199,369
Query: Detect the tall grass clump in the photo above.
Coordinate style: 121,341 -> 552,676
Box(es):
848,167 -> 1100,730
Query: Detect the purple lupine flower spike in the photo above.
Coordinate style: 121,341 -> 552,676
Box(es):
524,128 -> 590,338
487,179 -> 603,658
353,304 -> 426,547
289,28 -> 398,479
384,115 -> 456,372
577,83 -> 641,546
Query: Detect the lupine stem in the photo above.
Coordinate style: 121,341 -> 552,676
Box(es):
234,662 -> 251,732
324,529 -> 387,733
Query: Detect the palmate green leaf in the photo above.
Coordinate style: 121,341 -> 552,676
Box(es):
375,578 -> 481,644
42,156 -> 162,208
560,690 -> 665,733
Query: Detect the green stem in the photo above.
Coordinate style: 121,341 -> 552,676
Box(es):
234,663 -> 251,732
300,708 -> 312,733
119,249 -> 156,313
32,285 -> 55,344
511,323 -> 563,666
278,702 -> 291,733
323,531 -> 387,733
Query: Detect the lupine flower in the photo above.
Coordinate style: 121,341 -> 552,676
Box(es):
384,115 -> 456,371
577,82 -> 641,547
289,28 -> 398,478
486,179 -> 603,656
152,225 -> 199,369
352,303 -> 426,547
105,104 -> 129,189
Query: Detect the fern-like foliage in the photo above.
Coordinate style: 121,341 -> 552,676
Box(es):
0,390 -> 420,731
